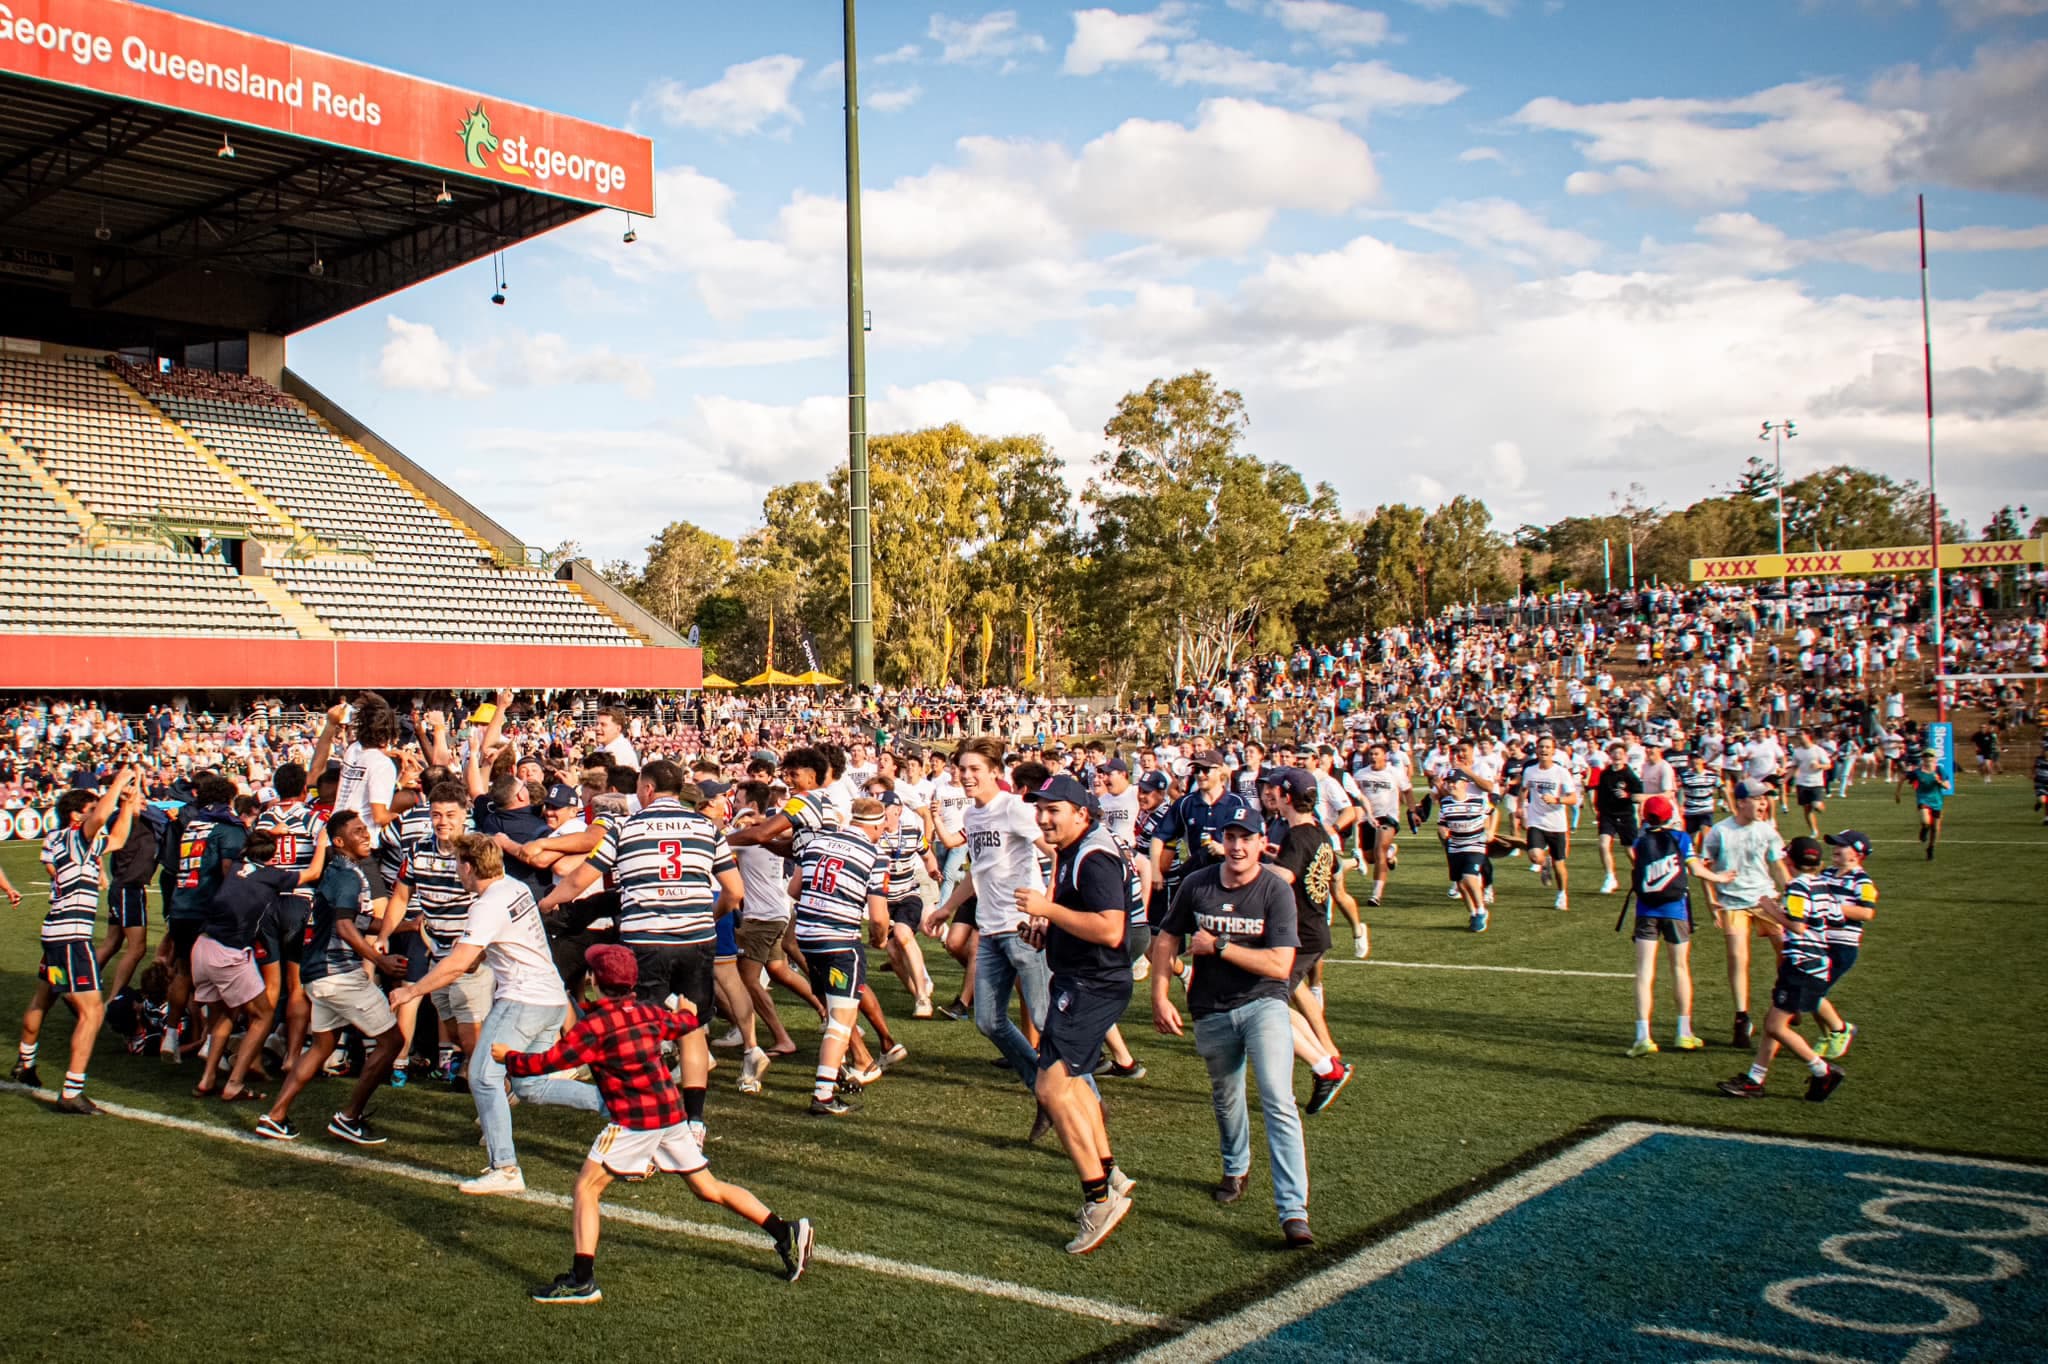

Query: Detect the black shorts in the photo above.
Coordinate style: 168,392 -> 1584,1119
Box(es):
1827,943 -> 1859,984
1796,785 -> 1826,808
39,940 -> 101,995
887,897 -> 923,932
1771,965 -> 1830,1015
1146,886 -> 1175,930
1447,850 -> 1488,880
1288,948 -> 1325,991
1528,829 -> 1570,861
630,942 -> 715,1024
1037,976 -> 1132,1077
108,885 -> 148,929
955,895 -> 978,931
1375,815 -> 1400,832
1598,811 -> 1639,842
167,918 -> 202,961
802,942 -> 867,1004
1632,914 -> 1691,944
389,929 -> 431,984
1684,813 -> 1713,837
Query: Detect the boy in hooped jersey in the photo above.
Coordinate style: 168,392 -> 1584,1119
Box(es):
1813,830 -> 1878,1061
1717,837 -> 1845,1102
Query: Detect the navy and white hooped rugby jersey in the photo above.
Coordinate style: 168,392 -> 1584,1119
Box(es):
792,828 -> 886,947
40,826 -> 107,945
1819,866 -> 1878,949
587,796 -> 735,948
397,833 -> 475,950
876,828 -> 927,902
1437,791 -> 1493,854
255,801 -> 324,895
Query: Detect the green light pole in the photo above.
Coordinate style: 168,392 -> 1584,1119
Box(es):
844,0 -> 875,687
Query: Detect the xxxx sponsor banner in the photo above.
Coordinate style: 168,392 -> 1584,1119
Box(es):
1691,538 -> 2046,582
0,0 -> 653,214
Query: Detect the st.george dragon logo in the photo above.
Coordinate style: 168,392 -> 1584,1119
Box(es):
455,102 -> 633,200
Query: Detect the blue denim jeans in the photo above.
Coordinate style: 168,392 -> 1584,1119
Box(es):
938,842 -> 970,904
1194,995 -> 1309,1224
472,997 -> 604,1170
974,932 -> 1050,1090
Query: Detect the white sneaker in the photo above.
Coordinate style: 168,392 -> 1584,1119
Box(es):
739,1047 -> 766,1095
912,994 -> 933,1019
880,1043 -> 909,1069
1131,957 -> 1150,983
712,1027 -> 744,1050
1108,1166 -> 1137,1197
1484,886 -> 1494,905
160,1028 -> 181,1064
459,1165 -> 526,1196
1353,926 -> 1369,959
1555,891 -> 1569,911
1530,860 -> 1544,876
684,1119 -> 708,1148
1066,1190 -> 1132,1254
1600,875 -> 1619,895
1446,885 -> 1461,899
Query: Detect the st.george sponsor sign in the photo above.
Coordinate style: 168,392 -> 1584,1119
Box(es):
0,0 -> 653,215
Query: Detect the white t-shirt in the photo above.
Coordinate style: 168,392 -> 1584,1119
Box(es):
1639,758 -> 1676,797
1520,762 -> 1578,833
1791,744 -> 1831,788
736,843 -> 793,924
1702,816 -> 1786,910
602,735 -> 639,769
550,815 -> 603,901
1353,765 -> 1410,822
335,742 -> 398,847
965,793 -> 1046,938
459,876 -> 568,1008
931,774 -> 969,835
1096,787 -> 1139,852
1744,738 -> 1783,781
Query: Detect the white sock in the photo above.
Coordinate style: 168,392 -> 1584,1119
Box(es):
1676,1015 -> 1692,1038
1808,1056 -> 1830,1076
1633,1020 -> 1650,1044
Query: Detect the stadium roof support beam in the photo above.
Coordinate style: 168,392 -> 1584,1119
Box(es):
0,106 -> 179,229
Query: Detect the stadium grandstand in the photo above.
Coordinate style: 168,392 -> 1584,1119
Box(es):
0,0 -> 698,693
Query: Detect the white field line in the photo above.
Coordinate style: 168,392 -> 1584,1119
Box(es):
0,1081 -> 1174,1329
1131,1121 -> 2045,1362
1325,958 -> 1632,980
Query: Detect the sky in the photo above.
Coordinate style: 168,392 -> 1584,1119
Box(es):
185,0 -> 2048,563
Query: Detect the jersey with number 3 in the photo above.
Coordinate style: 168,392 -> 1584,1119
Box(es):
792,829 -> 885,947
587,796 -> 735,947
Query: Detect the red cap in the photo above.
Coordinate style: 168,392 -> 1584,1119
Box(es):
1642,795 -> 1675,825
585,943 -> 639,992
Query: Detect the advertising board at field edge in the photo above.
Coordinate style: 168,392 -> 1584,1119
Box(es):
0,0 -> 653,216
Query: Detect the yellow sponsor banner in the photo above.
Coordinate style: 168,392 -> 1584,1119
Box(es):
1691,538 -> 2045,582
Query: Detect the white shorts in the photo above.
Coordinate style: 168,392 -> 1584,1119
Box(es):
430,962 -> 496,1024
589,1121 -> 707,1179
306,970 -> 398,1037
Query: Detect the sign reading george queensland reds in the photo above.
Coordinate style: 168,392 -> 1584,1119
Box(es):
0,0 -> 654,216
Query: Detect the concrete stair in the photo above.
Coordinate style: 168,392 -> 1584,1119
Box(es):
0,426 -> 112,545
103,369 -> 311,547
560,580 -> 651,645
241,572 -> 334,640
297,407 -> 505,563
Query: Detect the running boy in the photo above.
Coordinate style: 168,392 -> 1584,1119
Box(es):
1717,836 -> 1845,1102
1896,749 -> 1952,860
1813,830 -> 1877,1061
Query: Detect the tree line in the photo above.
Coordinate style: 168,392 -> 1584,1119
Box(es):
590,370 -> 2033,694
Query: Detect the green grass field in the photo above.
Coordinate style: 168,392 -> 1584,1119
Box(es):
1,777 -> 2042,1363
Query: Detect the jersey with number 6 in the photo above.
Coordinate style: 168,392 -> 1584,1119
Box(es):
792,829 -> 885,947
586,795 -> 735,948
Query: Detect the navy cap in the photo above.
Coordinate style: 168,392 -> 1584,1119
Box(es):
1273,767 -> 1318,803
542,783 -> 580,809
1218,795 -> 1263,834
1732,779 -> 1773,799
1024,773 -> 1094,808
1138,772 -> 1170,793
696,779 -> 734,800
871,789 -> 902,807
1825,829 -> 1872,857
1189,749 -> 1228,769
1101,757 -> 1129,774
1787,835 -> 1825,869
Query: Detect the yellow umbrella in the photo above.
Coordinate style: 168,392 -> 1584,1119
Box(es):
743,668 -> 804,687
699,674 -> 739,689
790,669 -> 843,686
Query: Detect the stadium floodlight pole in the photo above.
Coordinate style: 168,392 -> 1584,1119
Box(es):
1758,418 -> 1797,587
843,0 -> 875,689
1919,192 -> 1946,723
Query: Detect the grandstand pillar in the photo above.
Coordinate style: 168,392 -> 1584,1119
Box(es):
248,332 -> 286,386
843,0 -> 875,688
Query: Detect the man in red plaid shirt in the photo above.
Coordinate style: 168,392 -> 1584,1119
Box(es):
495,943 -> 814,1303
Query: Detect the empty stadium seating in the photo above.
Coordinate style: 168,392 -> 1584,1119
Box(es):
0,352 -> 641,646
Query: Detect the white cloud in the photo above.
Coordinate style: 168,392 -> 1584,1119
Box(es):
1400,0 -> 1514,13
1876,40 -> 2048,196
1458,145 -> 1506,163
1063,4 -> 1193,75
1650,212 -> 2048,275
875,42 -> 923,64
1238,235 -> 1482,336
377,317 -> 486,397
930,11 -> 1048,64
1817,351 -> 2048,418
1403,198 -> 1604,267
1304,61 -> 1467,121
868,84 -> 924,112
1160,40 -> 1294,90
1262,0 -> 1392,48
669,337 -> 840,369
641,55 -> 805,137
1941,0 -> 2048,26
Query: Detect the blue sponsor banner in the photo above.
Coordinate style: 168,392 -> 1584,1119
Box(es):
1925,722 -> 1955,784
1208,1127 -> 2045,1364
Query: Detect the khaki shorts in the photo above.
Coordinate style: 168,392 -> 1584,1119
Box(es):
590,1120 -> 707,1179
738,916 -> 789,967
1714,905 -> 1770,936
431,962 -> 496,1024
307,969 -> 398,1037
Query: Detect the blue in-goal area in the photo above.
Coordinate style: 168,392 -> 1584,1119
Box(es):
1149,1124 -> 2047,1364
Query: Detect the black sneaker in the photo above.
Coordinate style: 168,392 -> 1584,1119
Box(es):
778,1217 -> 815,1282
1732,1013 -> 1753,1049
529,1274 -> 601,1305
1095,1058 -> 1147,1080
8,1062 -> 40,1090
1717,1074 -> 1766,1098
1805,1065 -> 1846,1103
1282,1218 -> 1315,1248
808,1095 -> 851,1117
935,998 -> 967,1021
1367,895 -> 1382,908
327,1111 -> 386,1146
1029,1103 -> 1054,1142
255,1114 -> 299,1141
1213,1173 -> 1249,1204
1307,1063 -> 1354,1115
55,1093 -> 102,1116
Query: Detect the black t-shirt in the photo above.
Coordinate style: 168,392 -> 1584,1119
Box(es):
1160,865 -> 1298,1017
202,863 -> 299,950
109,814 -> 160,889
1272,822 -> 1333,956
1594,765 -> 1643,817
1045,829 -> 1130,991
473,797 -> 553,897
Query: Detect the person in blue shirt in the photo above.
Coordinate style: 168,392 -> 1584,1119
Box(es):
1624,796 -> 1732,1058
1895,748 -> 1952,861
